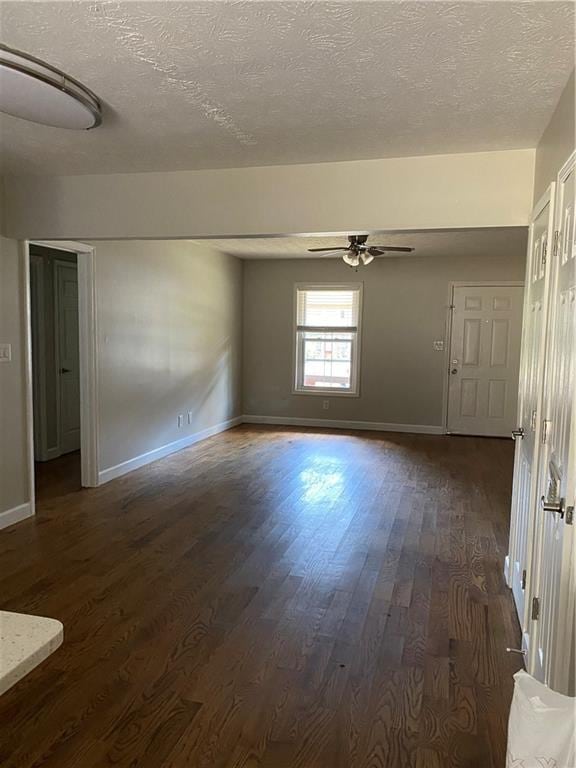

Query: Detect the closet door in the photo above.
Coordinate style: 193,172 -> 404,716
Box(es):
529,153 -> 576,694
507,184 -> 555,641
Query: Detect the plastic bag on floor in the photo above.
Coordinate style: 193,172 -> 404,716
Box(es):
506,670 -> 576,768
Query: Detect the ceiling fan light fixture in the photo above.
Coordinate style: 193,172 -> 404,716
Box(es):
343,251 -> 360,267
309,235 -> 414,267
0,44 -> 101,129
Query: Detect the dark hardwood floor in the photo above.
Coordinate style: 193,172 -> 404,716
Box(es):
0,426 -> 522,767
34,450 -> 82,501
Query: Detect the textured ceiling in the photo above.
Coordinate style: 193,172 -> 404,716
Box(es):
195,227 -> 528,260
0,1 -> 574,176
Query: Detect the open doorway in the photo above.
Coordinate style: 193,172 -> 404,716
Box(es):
25,240 -> 99,514
30,245 -> 81,498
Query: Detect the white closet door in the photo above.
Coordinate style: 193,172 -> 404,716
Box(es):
507,185 -> 555,637
530,154 -> 576,694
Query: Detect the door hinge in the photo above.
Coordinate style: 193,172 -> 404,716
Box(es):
521,569 -> 527,590
566,506 -> 574,525
542,238 -> 547,265
531,596 -> 540,621
541,419 -> 550,444
553,230 -> 561,258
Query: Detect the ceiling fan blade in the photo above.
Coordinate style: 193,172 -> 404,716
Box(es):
307,247 -> 349,252
368,246 -> 414,255
314,249 -> 353,258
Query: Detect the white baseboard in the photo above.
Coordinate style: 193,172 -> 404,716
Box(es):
0,502 -> 34,531
36,446 -> 62,463
241,415 -> 444,435
504,554 -> 511,586
522,631 -> 530,655
98,416 -> 243,485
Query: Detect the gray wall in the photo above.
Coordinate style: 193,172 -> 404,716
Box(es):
94,240 -> 243,474
533,70 -> 575,202
0,237 -> 243,521
243,251 -> 527,427
0,236 -> 29,513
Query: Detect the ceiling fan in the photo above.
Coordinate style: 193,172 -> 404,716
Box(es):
308,235 -> 414,267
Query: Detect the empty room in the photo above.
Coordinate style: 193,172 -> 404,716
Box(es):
0,2 -> 574,767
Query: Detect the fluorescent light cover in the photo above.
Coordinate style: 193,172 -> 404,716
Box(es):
0,45 -> 101,129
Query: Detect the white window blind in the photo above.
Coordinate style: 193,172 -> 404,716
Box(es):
294,285 -> 362,395
296,289 -> 360,330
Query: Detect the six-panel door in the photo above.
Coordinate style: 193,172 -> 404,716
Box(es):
530,156 -> 576,693
508,187 -> 555,635
447,285 -> 523,437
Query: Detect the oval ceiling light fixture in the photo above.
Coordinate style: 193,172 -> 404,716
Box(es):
0,44 -> 101,129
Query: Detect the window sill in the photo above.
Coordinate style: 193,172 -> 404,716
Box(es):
292,389 -> 360,398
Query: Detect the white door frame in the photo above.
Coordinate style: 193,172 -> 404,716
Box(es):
442,281 -> 525,434
23,240 -> 99,516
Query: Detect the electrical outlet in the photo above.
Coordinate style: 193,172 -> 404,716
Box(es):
187,411 -> 193,425
0,343 -> 11,362
177,414 -> 184,428
322,400 -> 330,410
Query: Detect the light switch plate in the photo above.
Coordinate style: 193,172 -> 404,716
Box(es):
433,340 -> 445,351
0,343 -> 11,362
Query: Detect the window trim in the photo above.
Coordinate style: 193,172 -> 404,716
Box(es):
292,282 -> 363,397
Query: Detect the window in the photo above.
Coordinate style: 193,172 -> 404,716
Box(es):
294,284 -> 362,395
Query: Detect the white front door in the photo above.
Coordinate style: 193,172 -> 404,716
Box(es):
447,284 -> 524,437
530,154 -> 576,694
56,261 -> 81,454
507,185 -> 556,635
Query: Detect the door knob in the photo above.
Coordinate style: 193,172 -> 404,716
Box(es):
60,367 -> 71,374
511,428 -> 525,440
541,494 -> 565,518
451,368 -> 458,375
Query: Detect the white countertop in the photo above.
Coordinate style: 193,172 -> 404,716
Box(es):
0,611 -> 63,696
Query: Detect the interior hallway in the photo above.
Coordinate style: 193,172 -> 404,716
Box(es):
34,451 -> 81,503
0,426 -> 523,767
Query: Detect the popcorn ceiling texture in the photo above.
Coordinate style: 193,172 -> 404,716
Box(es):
0,1 -> 574,176
191,228 -> 529,261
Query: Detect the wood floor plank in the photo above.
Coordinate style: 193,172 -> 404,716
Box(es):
0,427 -> 521,767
